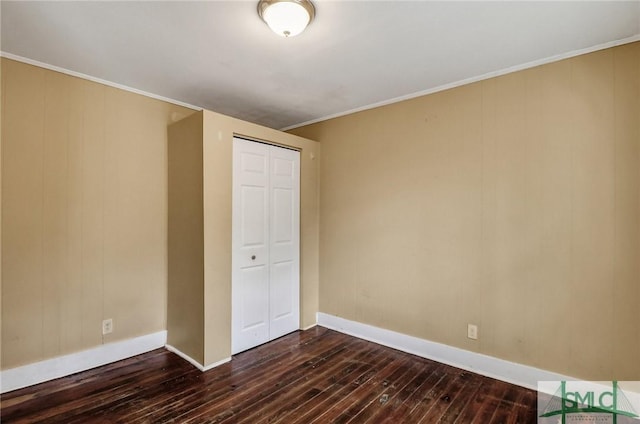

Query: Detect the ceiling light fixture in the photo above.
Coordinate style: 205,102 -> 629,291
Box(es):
258,0 -> 315,37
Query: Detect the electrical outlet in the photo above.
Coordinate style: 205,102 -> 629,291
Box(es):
102,318 -> 113,335
467,324 -> 478,340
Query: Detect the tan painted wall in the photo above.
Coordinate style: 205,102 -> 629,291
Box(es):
167,110 -> 320,367
0,9 -> 3,377
167,113 -> 205,364
290,42 -> 640,380
1,58 -> 193,369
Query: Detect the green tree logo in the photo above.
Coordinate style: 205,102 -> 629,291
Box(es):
540,381 -> 639,424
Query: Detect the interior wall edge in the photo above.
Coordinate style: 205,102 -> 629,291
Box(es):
165,344 -> 230,372
167,111 -> 206,366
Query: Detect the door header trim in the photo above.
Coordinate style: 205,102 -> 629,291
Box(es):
233,135 -> 300,153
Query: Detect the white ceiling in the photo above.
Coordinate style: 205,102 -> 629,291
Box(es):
2,1 -> 639,130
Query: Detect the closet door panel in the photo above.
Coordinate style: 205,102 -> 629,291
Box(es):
232,139 -> 270,354
269,260 -> 296,339
268,146 -> 300,339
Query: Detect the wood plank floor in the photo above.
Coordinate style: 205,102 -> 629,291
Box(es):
1,327 -> 537,423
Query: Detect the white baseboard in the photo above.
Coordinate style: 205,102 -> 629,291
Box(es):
300,323 -> 317,331
165,344 -> 231,372
317,312 -> 573,391
0,331 -> 167,393
202,357 -> 232,372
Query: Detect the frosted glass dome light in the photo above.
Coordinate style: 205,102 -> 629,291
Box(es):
258,0 -> 315,37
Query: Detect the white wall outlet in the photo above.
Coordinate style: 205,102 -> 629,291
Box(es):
467,324 -> 478,340
102,318 -> 113,335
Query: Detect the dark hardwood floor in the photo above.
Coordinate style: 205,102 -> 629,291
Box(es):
1,327 -> 537,423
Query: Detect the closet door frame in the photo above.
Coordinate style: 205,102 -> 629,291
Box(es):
231,137 -> 300,355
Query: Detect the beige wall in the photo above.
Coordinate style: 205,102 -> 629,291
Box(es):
167,110 -> 320,367
0,46 -> 3,370
1,58 -> 193,369
290,42 -> 640,380
167,113 -> 205,364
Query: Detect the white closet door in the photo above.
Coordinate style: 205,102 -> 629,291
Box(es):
232,138 -> 300,354
232,140 -> 270,354
268,146 -> 300,340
